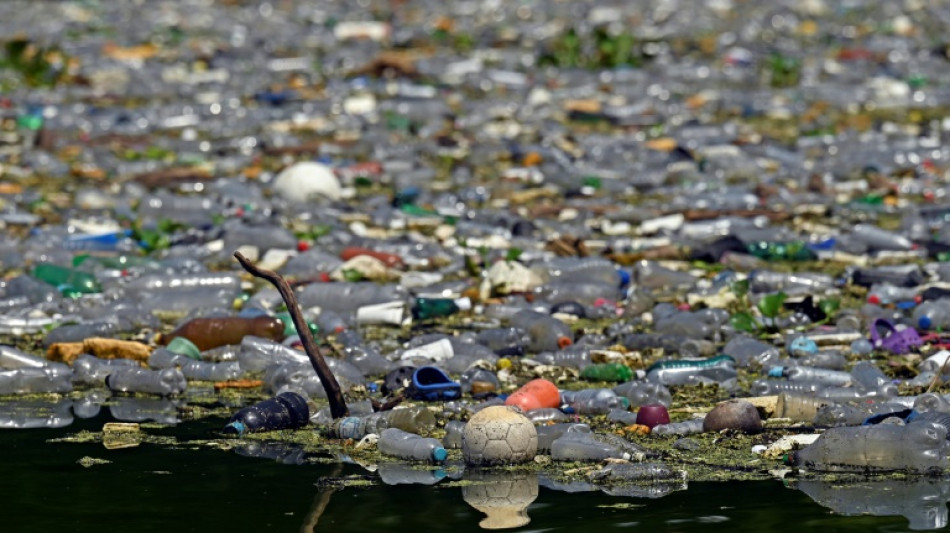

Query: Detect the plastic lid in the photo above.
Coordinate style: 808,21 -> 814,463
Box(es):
557,336 -> 573,349
454,297 -> 472,311
617,269 -> 631,287
767,366 -> 785,378
920,316 -> 932,329
166,337 -> 201,360
431,447 -> 448,462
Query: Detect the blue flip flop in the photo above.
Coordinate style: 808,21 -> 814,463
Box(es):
407,366 -> 461,401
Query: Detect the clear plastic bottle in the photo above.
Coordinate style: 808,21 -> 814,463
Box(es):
912,300 -> 950,330
850,361 -> 891,391
0,345 -> 50,369
42,321 -> 119,347
550,430 -> 632,461
106,367 -> 187,396
613,381 -> 672,408
474,327 -> 529,356
791,422 -> 950,474
178,359 -> 243,381
442,420 -> 466,449
0,366 -> 73,395
560,388 -> 627,415
73,354 -> 142,386
530,257 -> 626,287
295,282 -> 408,314
536,423 -> 591,453
850,224 -> 915,252
645,355 -> 737,387
651,418 -> 705,436
509,309 -> 574,352
722,336 -> 781,368
237,335 -> 309,371
378,428 -> 447,463
778,366 -> 853,387
329,406 -> 437,439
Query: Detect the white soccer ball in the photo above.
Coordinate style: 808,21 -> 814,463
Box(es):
463,406 -> 538,466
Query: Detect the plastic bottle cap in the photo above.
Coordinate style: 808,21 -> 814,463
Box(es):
166,337 -> 201,360
454,297 -> 472,311
767,366 -> 785,378
557,336 -> 573,349
920,316 -> 932,329
431,447 -> 448,462
867,294 -> 881,305
617,269 -> 631,287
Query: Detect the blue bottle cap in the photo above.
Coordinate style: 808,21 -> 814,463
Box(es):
896,300 -> 917,310
617,269 -> 631,287
920,316 -> 933,329
226,421 -> 247,436
431,447 -> 448,462
767,366 -> 785,378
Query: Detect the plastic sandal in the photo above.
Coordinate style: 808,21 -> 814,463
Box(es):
870,318 -> 922,354
407,366 -> 461,401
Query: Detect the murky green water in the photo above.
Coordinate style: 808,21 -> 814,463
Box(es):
2,412 -> 942,533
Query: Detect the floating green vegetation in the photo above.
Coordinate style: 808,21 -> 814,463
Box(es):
0,38 -> 71,88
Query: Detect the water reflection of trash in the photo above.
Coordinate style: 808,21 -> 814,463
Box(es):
462,470 -> 538,530
0,399 -> 73,429
234,441 -> 307,465
792,478 -> 950,531
538,462 -> 687,500
108,397 -> 182,425
378,463 -> 446,486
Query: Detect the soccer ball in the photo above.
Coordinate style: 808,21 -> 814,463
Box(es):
463,406 -> 537,465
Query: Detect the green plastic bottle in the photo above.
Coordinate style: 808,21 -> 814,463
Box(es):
580,363 -> 633,382
746,241 -> 816,262
275,312 -> 319,337
411,297 -> 472,320
31,263 -> 102,295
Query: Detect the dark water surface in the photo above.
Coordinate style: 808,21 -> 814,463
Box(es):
2,414 -> 942,533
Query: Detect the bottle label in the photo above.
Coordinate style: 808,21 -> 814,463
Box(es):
334,417 -> 363,439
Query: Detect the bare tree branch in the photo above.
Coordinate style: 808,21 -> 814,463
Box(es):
234,251 -> 348,418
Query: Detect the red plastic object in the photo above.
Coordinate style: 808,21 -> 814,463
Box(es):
636,404 -> 671,429
505,379 -> 561,412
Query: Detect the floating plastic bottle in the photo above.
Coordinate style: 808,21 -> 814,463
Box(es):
73,354 -> 142,386
378,428 -> 447,463
31,263 -> 102,295
162,315 -> 285,351
550,429 -> 634,461
329,406 -> 437,439
509,309 -> 574,352
645,355 -> 737,387
106,367 -> 187,396
411,297 -> 471,320
579,363 -> 632,382
613,381 -> 672,408
774,365 -> 853,387
223,392 -> 311,435
560,388 -> 627,415
651,418 -> 706,436
0,366 -> 73,395
791,422 -> 950,474
0,345 -> 49,369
